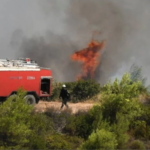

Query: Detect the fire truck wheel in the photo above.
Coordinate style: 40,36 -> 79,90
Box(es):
24,95 -> 36,105
9,94 -> 17,102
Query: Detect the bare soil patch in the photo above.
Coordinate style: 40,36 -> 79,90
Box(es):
34,100 -> 95,114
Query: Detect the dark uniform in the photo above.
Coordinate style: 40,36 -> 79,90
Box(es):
59,87 -> 70,109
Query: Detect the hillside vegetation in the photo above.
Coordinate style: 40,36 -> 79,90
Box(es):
1,66 -> 150,149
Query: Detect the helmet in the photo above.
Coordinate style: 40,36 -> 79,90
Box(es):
62,84 -> 66,88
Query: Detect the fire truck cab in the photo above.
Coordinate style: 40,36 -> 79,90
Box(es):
0,58 -> 52,105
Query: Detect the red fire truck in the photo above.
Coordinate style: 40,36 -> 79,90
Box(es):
0,58 -> 52,105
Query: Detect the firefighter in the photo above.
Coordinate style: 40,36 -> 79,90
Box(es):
59,84 -> 70,109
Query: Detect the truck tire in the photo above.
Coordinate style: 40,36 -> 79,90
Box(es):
24,95 -> 36,105
9,94 -> 17,102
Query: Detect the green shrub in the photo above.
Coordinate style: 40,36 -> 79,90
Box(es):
138,105 -> 150,126
100,73 -> 143,123
65,81 -> 77,93
79,129 -> 118,150
46,133 -> 83,150
132,121 -> 147,139
50,86 -> 62,100
0,88 -> 54,149
64,105 -> 111,140
50,79 -> 100,102
0,88 -> 33,149
72,79 -> 100,101
46,133 -> 71,150
64,135 -> 83,149
129,120 -> 150,140
27,113 -> 54,149
99,73 -> 147,148
129,140 -> 145,149
128,104 -> 150,140
88,105 -> 104,130
64,111 -> 92,139
64,105 -> 104,139
87,105 -> 111,132
111,113 -> 130,149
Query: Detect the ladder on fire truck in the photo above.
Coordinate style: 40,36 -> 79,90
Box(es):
0,58 -> 39,68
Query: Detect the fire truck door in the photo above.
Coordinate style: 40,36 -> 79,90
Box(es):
40,76 -> 51,95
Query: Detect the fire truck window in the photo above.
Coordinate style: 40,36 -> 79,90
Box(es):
41,78 -> 50,94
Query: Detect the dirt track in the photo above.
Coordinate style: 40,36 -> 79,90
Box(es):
34,101 -> 95,114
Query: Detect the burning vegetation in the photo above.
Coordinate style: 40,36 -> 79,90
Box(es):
71,33 -> 105,80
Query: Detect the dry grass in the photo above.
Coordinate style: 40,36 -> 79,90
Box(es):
34,101 -> 95,114
34,94 -> 101,114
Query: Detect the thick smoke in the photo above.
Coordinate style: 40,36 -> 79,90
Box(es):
19,32 -> 80,81
17,0 -> 124,83
1,0 -> 150,83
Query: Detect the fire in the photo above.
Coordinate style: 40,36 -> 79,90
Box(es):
71,34 -> 105,80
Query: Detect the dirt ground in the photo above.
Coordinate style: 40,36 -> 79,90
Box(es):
34,94 -> 150,114
34,100 -> 95,114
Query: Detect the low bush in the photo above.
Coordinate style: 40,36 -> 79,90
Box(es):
50,79 -> 101,102
79,129 -> 118,150
64,111 -> 92,139
64,135 -> 83,149
64,105 -> 109,140
27,113 -> 54,149
0,89 -> 33,149
100,73 -> 143,123
130,120 -> 147,139
129,140 -> 145,149
46,133 -> 83,150
111,113 -> 130,149
46,133 -> 71,150
128,104 -> 150,140
0,88 -> 54,149
72,79 -> 101,101
50,87 -> 62,100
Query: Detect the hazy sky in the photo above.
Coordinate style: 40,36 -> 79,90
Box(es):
0,0 -> 150,83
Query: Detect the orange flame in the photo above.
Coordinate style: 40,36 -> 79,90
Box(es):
71,34 -> 105,80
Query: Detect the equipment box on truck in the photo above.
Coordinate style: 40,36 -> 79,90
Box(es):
0,58 -> 52,104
